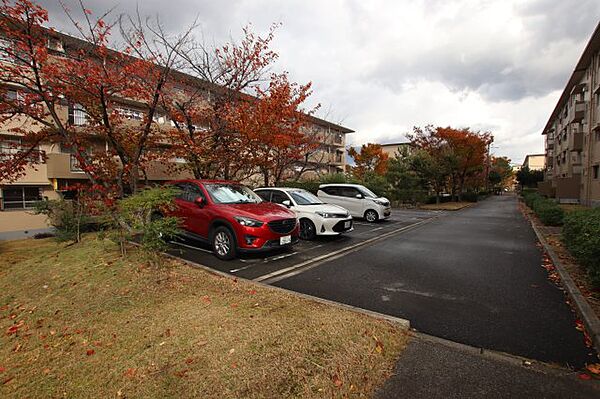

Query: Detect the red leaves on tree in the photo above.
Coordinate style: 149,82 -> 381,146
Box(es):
348,143 -> 389,179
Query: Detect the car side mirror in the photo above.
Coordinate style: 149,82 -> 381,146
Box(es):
282,199 -> 292,207
194,197 -> 205,208
355,194 -> 363,199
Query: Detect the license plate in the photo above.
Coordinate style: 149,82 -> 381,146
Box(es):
280,235 -> 292,245
344,221 -> 351,229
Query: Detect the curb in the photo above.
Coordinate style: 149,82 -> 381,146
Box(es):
525,210 -> 600,356
411,331 -> 583,376
152,245 -> 411,330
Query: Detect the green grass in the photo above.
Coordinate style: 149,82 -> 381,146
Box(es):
0,236 -> 408,398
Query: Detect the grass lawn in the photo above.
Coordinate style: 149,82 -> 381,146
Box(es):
0,236 -> 408,398
420,202 -> 473,211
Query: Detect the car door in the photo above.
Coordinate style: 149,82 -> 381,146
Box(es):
339,187 -> 364,217
319,186 -> 344,208
184,182 -> 211,238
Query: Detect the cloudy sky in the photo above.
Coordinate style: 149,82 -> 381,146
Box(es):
40,0 -> 600,164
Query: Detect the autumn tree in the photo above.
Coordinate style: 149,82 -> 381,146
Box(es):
0,0 -> 192,198
223,73 -> 318,186
488,156 -> 513,191
409,125 -> 492,200
162,24 -> 281,180
348,143 -> 389,180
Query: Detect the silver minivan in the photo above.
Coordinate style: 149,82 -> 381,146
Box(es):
317,183 -> 391,222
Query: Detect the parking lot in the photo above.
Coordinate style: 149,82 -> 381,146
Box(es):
166,197 -> 597,368
166,208 -> 442,281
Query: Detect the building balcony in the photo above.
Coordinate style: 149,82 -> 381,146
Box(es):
571,131 -> 583,151
569,101 -> 586,123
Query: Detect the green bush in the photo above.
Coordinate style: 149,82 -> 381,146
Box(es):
279,180 -> 321,194
521,192 -> 564,226
461,191 -> 478,203
534,200 -> 564,226
116,186 -> 181,254
33,199 -> 92,242
562,208 -> 600,288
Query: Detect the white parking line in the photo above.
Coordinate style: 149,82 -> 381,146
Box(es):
254,216 -> 439,284
170,240 -> 212,254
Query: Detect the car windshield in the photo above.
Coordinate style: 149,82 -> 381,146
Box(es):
289,190 -> 323,205
358,186 -> 378,198
204,183 -> 262,204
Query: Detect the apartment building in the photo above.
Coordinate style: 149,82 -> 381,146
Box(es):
521,154 -> 545,171
0,30 -> 352,235
380,142 -> 414,159
541,22 -> 600,206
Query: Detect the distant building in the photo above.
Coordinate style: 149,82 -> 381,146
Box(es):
521,154 -> 546,171
380,142 -> 415,159
540,21 -> 600,206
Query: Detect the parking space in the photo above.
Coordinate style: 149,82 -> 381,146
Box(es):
166,208 -> 442,281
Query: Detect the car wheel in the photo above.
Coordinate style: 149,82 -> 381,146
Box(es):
364,209 -> 379,223
299,218 -> 317,240
211,226 -> 237,260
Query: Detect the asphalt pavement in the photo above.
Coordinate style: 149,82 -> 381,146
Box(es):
274,195 -> 597,368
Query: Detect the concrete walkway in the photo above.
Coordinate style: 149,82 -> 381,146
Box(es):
377,333 -> 599,398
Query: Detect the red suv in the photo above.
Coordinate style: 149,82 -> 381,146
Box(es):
167,180 -> 299,260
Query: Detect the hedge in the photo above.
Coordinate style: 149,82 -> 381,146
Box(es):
562,208 -> 600,288
522,192 -> 564,226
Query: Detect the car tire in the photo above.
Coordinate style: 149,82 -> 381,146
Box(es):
364,209 -> 379,223
211,226 -> 237,260
299,218 -> 317,240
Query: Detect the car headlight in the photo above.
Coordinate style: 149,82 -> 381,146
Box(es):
234,216 -> 264,227
373,199 -> 387,206
316,211 -> 337,218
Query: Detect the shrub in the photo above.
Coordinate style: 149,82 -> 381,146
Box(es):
33,198 -> 92,242
521,192 -> 564,226
115,186 -> 181,255
461,191 -> 478,203
534,200 -> 564,226
279,180 -> 321,194
562,208 -> 600,288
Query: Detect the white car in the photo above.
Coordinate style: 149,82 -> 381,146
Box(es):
254,187 -> 353,240
317,183 -> 391,223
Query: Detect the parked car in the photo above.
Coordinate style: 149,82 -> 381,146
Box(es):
254,187 -> 353,240
166,180 -> 299,260
317,183 -> 391,222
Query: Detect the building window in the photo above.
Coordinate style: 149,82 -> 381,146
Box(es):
0,135 -> 40,162
47,38 -> 64,53
594,165 -> 599,180
116,106 -> 143,121
68,103 -> 87,126
0,186 -> 42,210
0,38 -> 14,63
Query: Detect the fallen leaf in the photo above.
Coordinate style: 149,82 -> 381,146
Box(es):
42,368 -> 51,375
185,358 -> 194,364
86,349 -> 95,356
230,303 -> 238,308
228,348 -> 235,355
201,295 -> 211,304
124,368 -> 136,378
578,373 -> 592,380
248,289 -> 257,295
197,340 -> 208,347
586,364 -> 600,375
0,366 -> 5,373
332,374 -> 343,387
